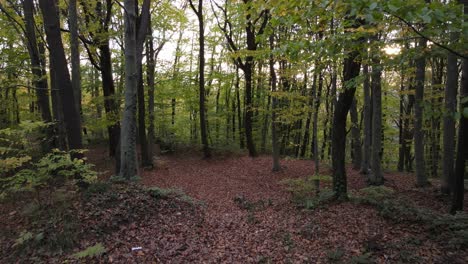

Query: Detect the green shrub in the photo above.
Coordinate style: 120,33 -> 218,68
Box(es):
147,187 -> 194,204
302,189 -> 335,209
0,149 -> 97,199
0,121 -> 47,176
353,187 -> 468,250
282,176 -> 335,209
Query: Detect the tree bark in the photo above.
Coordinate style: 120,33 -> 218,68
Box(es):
119,0 -> 138,179
69,0 -> 81,118
22,0 -> 52,125
350,98 -> 362,170
189,0 -> 211,158
398,67 -> 406,172
369,56 -> 383,185
136,0 -> 151,167
269,34 -> 281,172
442,32 -> 459,194
451,0 -> 467,213
361,64 -> 371,174
39,0 -> 82,155
332,54 -> 361,199
414,37 -> 428,187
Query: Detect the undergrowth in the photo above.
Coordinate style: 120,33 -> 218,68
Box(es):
281,175 -> 334,209
351,186 -> 468,251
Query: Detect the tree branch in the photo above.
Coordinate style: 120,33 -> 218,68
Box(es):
389,12 -> 467,60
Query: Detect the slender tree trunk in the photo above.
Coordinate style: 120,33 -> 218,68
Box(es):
350,98 -> 362,170
430,59 -> 443,179
451,1 -> 467,213
135,0 -> 151,167
398,68 -> 406,172
361,64 -> 371,174
414,37 -> 428,187
98,44 -> 121,159
301,71 -> 313,158
235,66 -> 244,148
120,0 -> 138,179
369,55 -> 383,185
69,0 -> 81,118
244,60 -> 257,157
327,69 -> 337,160
442,33 -> 459,194
270,35 -> 281,171
146,31 -> 156,164
189,0 -> 211,158
312,72 -> 323,193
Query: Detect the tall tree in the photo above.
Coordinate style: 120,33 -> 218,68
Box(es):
213,0 -> 269,157
38,0 -> 82,154
120,0 -> 138,179
69,0 -> 81,116
413,36 -> 428,187
136,0 -> 151,167
189,0 -> 211,158
369,40 -> 383,185
361,64 -> 371,174
21,0 -> 52,125
331,16 -> 363,199
269,34 -> 280,171
442,32 -> 458,194
451,0 -> 467,213
80,0 -> 121,158
350,98 -> 361,170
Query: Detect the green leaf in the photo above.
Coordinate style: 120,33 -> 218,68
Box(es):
388,4 -> 399,12
461,96 -> 468,104
463,107 -> 468,119
14,231 -> 33,247
369,2 -> 378,10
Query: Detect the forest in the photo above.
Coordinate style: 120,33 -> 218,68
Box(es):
0,0 -> 467,262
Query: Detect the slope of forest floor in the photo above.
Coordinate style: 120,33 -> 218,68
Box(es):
1,148 -> 467,263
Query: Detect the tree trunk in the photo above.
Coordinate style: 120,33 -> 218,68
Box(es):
189,0 -> 211,158
39,0 -> 82,155
369,56 -> 383,185
451,1 -> 467,213
332,51 -> 361,199
235,66 -> 244,149
136,0 -> 151,167
244,59 -> 257,157
361,64 -> 371,174
414,37 -> 428,187
119,0 -> 138,179
69,0 -> 81,118
350,98 -> 361,170
22,0 -> 52,124
442,32 -> 458,194
398,67 -> 406,172
99,43 -> 121,158
269,35 -> 281,172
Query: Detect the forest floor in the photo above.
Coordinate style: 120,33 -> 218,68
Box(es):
1,147 -> 467,263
